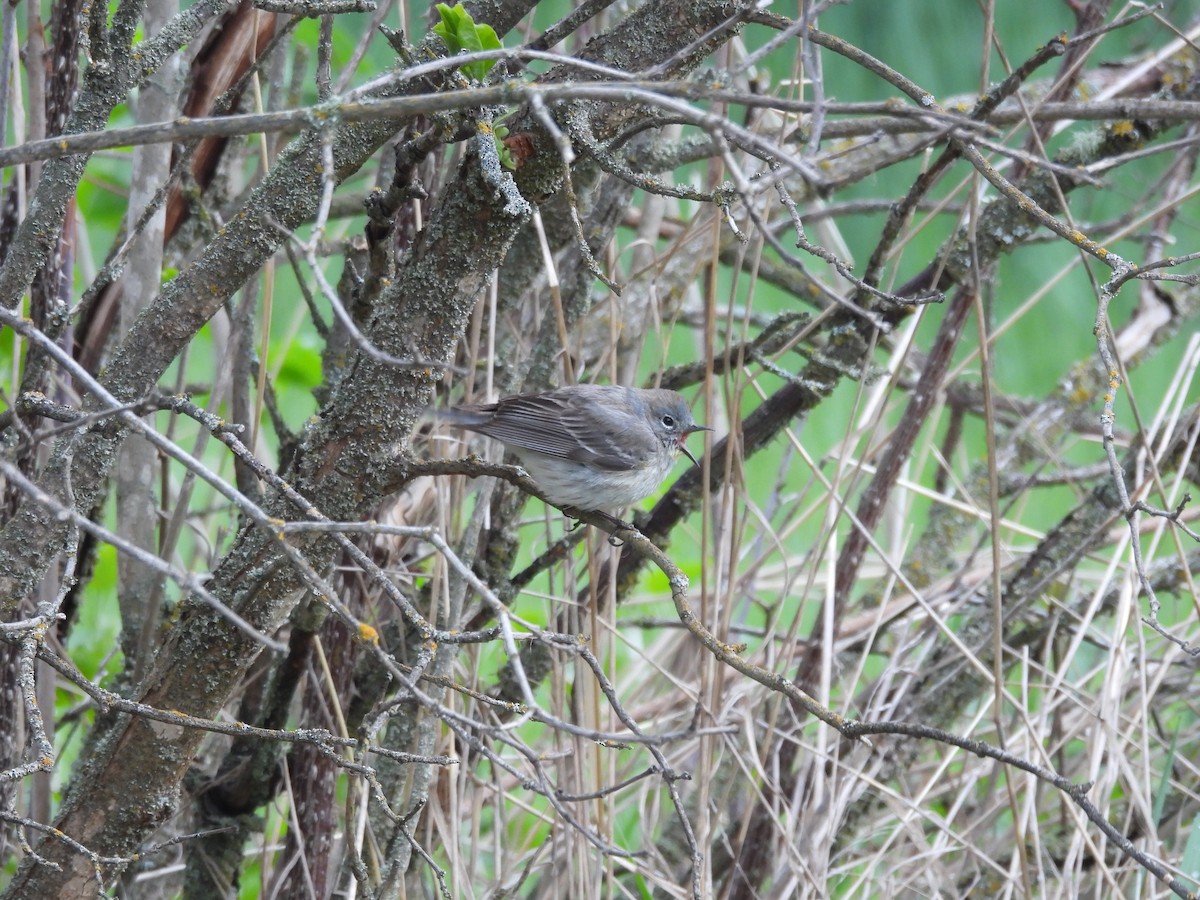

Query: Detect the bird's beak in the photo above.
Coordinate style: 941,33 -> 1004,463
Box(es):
679,425 -> 713,467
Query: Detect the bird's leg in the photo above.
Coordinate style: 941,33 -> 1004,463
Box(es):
560,507 -> 637,540
604,512 -> 635,530
562,508 -> 587,531
597,510 -> 638,546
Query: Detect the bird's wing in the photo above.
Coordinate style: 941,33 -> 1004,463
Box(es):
557,397 -> 656,471
464,390 -> 655,471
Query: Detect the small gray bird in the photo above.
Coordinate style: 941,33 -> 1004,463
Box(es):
440,384 -> 710,511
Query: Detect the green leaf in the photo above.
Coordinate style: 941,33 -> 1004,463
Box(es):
1182,815 -> 1200,889
1152,722 -> 1180,825
493,123 -> 515,170
432,3 -> 501,81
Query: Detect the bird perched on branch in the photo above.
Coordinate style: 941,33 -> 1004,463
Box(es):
439,384 -> 711,513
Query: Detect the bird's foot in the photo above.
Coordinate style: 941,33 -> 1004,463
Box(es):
561,507 -> 637,544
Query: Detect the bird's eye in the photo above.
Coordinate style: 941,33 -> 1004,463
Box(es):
661,414 -> 676,429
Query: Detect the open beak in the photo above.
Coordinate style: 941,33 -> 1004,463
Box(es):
678,425 -> 713,467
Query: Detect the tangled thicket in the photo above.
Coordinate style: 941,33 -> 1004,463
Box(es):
2,0 -> 1200,897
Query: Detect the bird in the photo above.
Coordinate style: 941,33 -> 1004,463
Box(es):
438,384 -> 711,512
